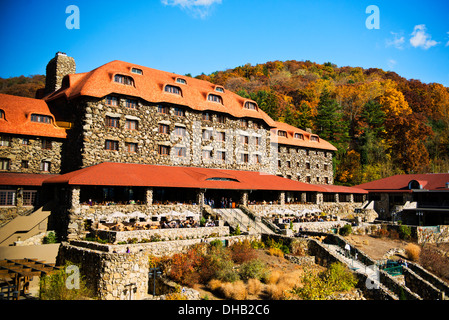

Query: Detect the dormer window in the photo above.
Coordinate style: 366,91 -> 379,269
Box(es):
244,101 -> 257,110
30,114 -> 52,124
114,74 -> 135,86
208,94 -> 223,104
165,85 -> 182,95
294,133 -> 304,140
131,67 -> 143,75
215,86 -> 225,93
277,130 -> 287,137
176,78 -> 187,85
310,135 -> 319,142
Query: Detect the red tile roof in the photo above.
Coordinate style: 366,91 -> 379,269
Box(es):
0,94 -> 67,139
355,173 -> 449,192
271,121 -> 337,151
0,173 -> 60,186
44,60 -> 276,127
42,162 -> 366,194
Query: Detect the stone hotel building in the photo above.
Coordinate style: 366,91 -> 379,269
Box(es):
0,52 -> 368,242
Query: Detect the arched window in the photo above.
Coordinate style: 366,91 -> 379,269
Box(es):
114,74 -> 135,86
164,85 -> 182,95
208,94 -> 223,104
244,101 -> 257,110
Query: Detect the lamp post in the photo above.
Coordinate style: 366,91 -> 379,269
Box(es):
148,267 -> 161,296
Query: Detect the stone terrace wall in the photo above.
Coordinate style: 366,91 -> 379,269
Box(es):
249,203 -> 365,218
57,233 -> 261,300
93,226 -> 229,244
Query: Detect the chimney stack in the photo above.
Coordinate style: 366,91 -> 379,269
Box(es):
45,52 -> 76,94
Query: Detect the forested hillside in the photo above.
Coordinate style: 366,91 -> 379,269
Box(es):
2,61 -> 449,186
194,60 -> 449,185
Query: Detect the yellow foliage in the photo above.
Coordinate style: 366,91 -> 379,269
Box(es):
378,88 -> 412,117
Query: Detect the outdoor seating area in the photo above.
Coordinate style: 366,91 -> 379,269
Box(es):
96,217 -> 200,232
262,208 -> 339,222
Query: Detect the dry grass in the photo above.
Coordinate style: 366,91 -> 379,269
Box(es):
405,243 -> 421,261
208,279 -> 248,300
247,278 -> 263,296
265,270 -> 303,300
266,247 -> 284,258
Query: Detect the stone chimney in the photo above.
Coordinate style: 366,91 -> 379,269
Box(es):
45,52 -> 76,94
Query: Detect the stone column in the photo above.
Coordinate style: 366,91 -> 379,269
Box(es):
335,193 -> 339,203
241,191 -> 249,206
279,192 -> 285,205
16,187 -> 23,208
316,192 -> 323,205
348,193 -> 354,203
145,188 -> 153,206
70,186 -> 81,211
300,192 -> 307,203
197,189 -> 205,208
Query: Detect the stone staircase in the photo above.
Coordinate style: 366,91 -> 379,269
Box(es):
213,208 -> 274,234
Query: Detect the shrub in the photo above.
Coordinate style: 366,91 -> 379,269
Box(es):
239,259 -> 270,282
267,247 -> 284,258
201,246 -> 238,283
230,239 -> 257,264
220,281 -> 248,300
265,270 -> 302,300
43,231 -> 57,244
398,225 -> 412,240
376,228 -> 389,238
339,224 -> 352,236
168,246 -> 205,287
405,243 -> 421,261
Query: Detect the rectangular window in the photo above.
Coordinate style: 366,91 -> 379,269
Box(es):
174,146 -> 186,157
125,99 -> 137,109
208,94 -> 222,104
114,75 -> 134,86
287,161 -> 291,168
253,154 -> 261,164
30,114 -> 52,123
0,190 -> 15,206
217,114 -> 225,124
202,112 -> 211,121
106,116 -> 120,128
294,133 -> 304,140
131,68 -> 143,75
240,135 -> 249,145
174,126 -> 186,137
157,105 -> 169,114
217,131 -> 226,142
241,153 -> 249,163
165,85 -> 182,95
277,130 -> 287,137
217,151 -> 226,161
0,158 -> 10,170
126,142 -> 137,153
253,121 -> 260,129
254,136 -> 260,146
22,138 -> 29,145
306,162 -> 310,169
23,190 -> 37,206
21,160 -> 29,169
41,139 -> 52,150
125,119 -> 138,130
173,107 -> 185,117
158,145 -> 170,156
240,119 -> 248,128
202,150 -> 213,160
105,96 -> 118,106
105,140 -> 119,151
0,135 -> 10,147
202,129 -> 212,140
40,161 -> 51,172
158,124 -> 169,134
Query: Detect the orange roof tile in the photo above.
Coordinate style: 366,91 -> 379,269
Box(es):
0,172 -> 59,186
42,162 -> 366,194
0,94 -> 67,139
271,121 -> 337,151
355,173 -> 449,192
44,60 -> 276,127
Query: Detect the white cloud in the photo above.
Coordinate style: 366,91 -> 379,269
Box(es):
410,24 -> 439,49
387,59 -> 397,69
386,32 -> 405,49
161,0 -> 222,18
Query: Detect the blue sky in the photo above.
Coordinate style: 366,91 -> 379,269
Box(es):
0,0 -> 448,86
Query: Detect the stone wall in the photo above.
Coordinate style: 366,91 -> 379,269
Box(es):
0,134 -> 63,174
56,233 -> 260,300
249,203 -> 366,218
92,226 -> 230,244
